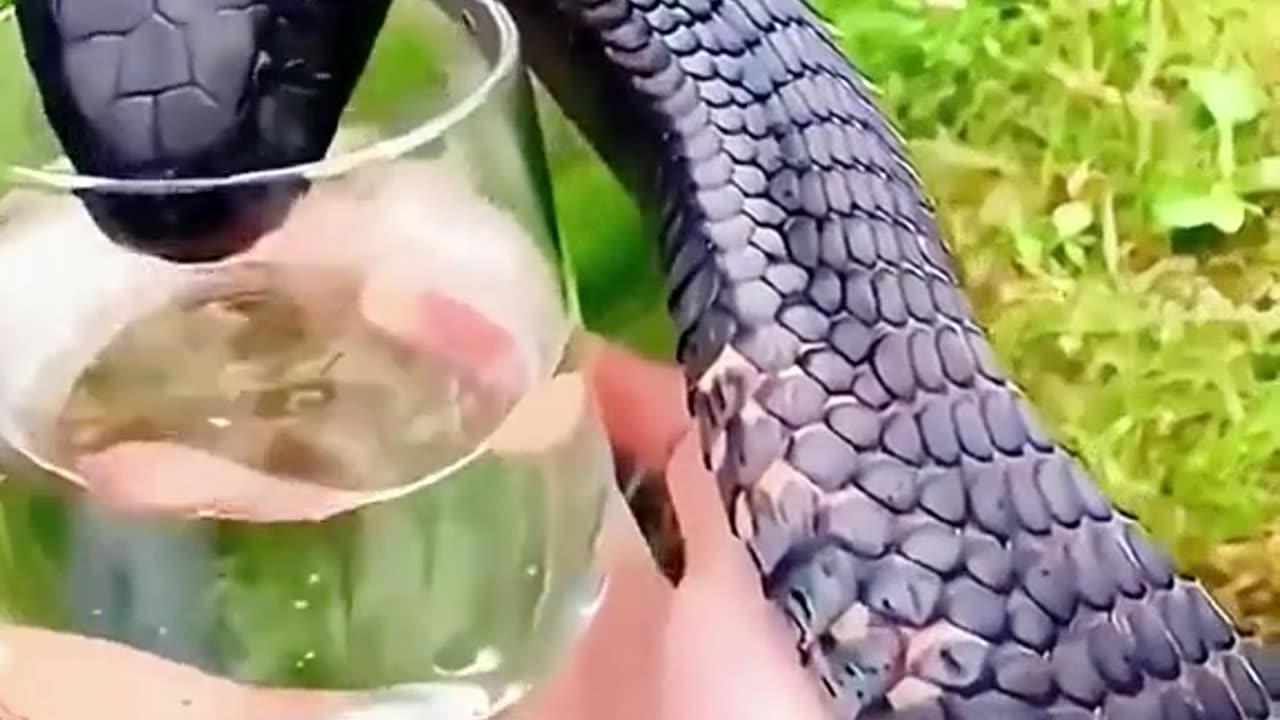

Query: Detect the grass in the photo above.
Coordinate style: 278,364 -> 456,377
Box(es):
819,0 -> 1280,640
2,0 -> 1280,641
544,0 -> 1280,639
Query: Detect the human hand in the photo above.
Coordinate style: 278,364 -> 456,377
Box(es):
508,339 -> 830,720
0,166 -> 829,720
0,335 -> 827,720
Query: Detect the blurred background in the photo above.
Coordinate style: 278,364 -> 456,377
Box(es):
2,0 -> 1278,644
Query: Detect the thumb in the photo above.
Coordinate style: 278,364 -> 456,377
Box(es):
75,441 -> 369,521
659,434 -> 829,720
579,335 -> 689,477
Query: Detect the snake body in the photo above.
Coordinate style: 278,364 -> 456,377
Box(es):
11,0 -> 1280,718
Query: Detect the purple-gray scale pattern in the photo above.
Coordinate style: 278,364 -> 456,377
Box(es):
13,0 -> 389,260
14,0 -> 1279,716
17,0 -> 387,175
554,0 -> 1275,717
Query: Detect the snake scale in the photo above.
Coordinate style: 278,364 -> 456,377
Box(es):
10,0 -> 1280,717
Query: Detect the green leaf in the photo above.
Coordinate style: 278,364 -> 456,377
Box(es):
1051,201 -> 1094,238
1151,186 -> 1247,234
1062,241 -> 1088,269
1236,156 -> 1280,194
1012,231 -> 1043,271
1184,67 -> 1262,127
0,7 -> 25,176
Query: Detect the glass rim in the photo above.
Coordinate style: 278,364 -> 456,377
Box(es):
0,0 -> 521,193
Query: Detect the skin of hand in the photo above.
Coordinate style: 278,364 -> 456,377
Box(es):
0,336 -> 828,720
512,340 -> 831,720
0,176 -> 829,720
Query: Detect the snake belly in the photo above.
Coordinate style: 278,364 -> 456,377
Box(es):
11,0 -> 1279,718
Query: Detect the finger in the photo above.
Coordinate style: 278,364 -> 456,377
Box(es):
360,284 -> 527,406
75,441 -> 368,521
510,491 -> 672,720
76,432 -> 673,720
660,430 -> 740,582
477,366 -> 680,720
0,626 -> 352,720
659,433 -> 829,720
661,571 -> 830,720
359,272 -> 693,480
358,296 -> 695,576
579,336 -> 690,478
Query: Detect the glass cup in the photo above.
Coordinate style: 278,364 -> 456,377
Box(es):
0,0 -> 611,717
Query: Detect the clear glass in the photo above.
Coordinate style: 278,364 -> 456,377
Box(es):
0,1 -> 610,718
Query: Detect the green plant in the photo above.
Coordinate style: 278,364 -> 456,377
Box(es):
542,0 -> 1280,633
550,0 -> 1280,561
796,0 -> 1280,559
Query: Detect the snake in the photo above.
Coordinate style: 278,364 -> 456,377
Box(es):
9,0 -> 1280,717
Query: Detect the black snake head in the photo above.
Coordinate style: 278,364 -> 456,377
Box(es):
12,0 -> 391,262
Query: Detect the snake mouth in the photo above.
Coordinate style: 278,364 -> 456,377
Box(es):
7,0 -> 523,265
76,181 -> 305,263
10,0 -> 393,263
